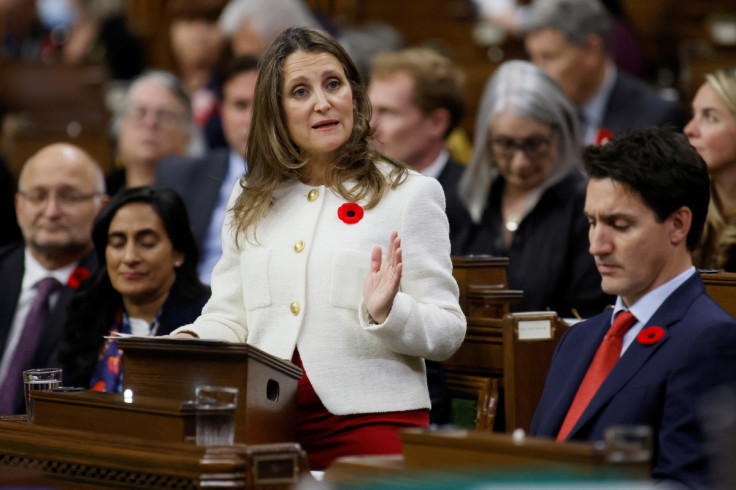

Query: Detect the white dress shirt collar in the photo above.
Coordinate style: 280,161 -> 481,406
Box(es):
419,149 -> 450,180
580,64 -> 617,145
614,266 -> 697,356
22,248 -> 77,292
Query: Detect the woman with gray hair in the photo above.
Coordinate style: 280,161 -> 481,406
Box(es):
106,70 -> 203,195
448,60 -> 610,318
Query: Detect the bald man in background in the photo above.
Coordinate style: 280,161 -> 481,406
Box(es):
0,143 -> 108,414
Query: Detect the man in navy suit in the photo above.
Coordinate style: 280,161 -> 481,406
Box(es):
0,143 -> 107,414
531,127 -> 736,488
156,55 -> 259,285
523,0 -> 685,145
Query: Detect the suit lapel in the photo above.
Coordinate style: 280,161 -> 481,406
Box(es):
32,251 -> 97,368
601,72 -> 629,135
568,274 -> 703,438
544,315 -> 610,431
191,151 -> 230,247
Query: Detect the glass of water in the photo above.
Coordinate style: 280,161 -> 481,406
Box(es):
604,424 -> 653,463
23,367 -> 62,422
195,385 -> 238,446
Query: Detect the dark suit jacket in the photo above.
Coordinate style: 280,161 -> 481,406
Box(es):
531,273 -> 736,488
436,158 -> 464,198
602,71 -> 686,136
0,157 -> 21,247
0,242 -> 96,413
155,149 -> 233,251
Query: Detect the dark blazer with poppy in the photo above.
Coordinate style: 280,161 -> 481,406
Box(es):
531,272 -> 736,488
0,241 -> 96,413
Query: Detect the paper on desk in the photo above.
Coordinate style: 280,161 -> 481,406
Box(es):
103,333 -> 225,342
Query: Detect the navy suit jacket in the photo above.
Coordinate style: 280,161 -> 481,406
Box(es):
531,273 -> 736,488
155,149 -> 232,251
0,242 -> 96,413
436,157 -> 464,198
602,71 -> 686,136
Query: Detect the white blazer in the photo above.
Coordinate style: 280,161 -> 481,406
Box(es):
175,164 -> 466,415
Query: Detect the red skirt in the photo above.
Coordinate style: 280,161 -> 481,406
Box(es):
292,351 -> 429,470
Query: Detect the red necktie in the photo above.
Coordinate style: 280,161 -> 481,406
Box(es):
0,277 -> 62,414
556,311 -> 637,441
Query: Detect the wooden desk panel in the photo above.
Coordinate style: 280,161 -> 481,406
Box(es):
502,313 -> 569,433
325,429 -> 651,485
452,256 -> 510,313
33,391 -> 196,443
444,317 -> 504,377
399,429 -> 649,478
702,271 -> 736,319
0,417 -> 307,489
117,337 -> 302,445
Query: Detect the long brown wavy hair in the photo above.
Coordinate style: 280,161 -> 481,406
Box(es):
231,27 -> 407,243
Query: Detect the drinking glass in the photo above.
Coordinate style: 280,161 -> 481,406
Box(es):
195,385 -> 238,446
23,367 -> 62,422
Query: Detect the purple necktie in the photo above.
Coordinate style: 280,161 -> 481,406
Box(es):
0,277 -> 62,414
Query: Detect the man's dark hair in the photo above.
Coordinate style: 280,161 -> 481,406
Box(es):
220,54 -> 261,87
583,127 -> 710,250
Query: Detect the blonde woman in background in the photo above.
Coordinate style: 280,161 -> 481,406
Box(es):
685,66 -> 736,271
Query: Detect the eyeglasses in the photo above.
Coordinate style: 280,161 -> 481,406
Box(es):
488,134 -> 555,160
18,188 -> 102,208
125,105 -> 185,128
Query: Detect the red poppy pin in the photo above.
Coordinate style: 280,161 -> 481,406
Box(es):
67,266 -> 91,289
595,128 -> 614,145
338,203 -> 364,224
637,326 -> 665,345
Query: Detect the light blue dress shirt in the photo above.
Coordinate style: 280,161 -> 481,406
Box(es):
198,151 -> 246,284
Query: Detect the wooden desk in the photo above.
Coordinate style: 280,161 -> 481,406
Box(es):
326,428 -> 650,485
0,417 -> 307,489
452,255 -> 512,314
448,256 -> 567,433
502,312 -> 569,432
0,338 -> 308,488
117,337 -> 301,445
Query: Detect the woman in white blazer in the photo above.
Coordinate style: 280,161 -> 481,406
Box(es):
173,27 -> 466,469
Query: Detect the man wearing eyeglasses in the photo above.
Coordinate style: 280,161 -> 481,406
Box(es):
0,143 -> 108,414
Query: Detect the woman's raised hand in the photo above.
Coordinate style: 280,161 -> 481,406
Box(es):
363,231 -> 402,324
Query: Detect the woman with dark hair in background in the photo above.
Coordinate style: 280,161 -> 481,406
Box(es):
58,186 -> 210,390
